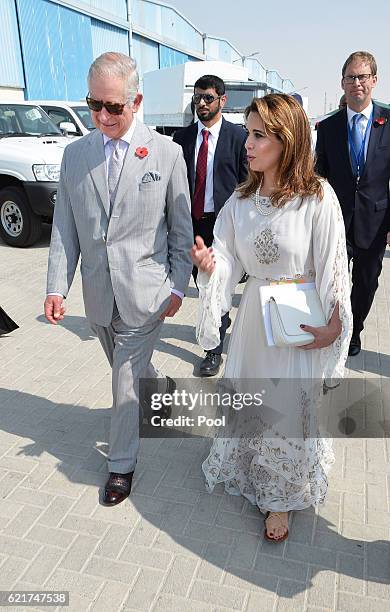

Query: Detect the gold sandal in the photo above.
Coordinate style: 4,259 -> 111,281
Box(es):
264,511 -> 289,542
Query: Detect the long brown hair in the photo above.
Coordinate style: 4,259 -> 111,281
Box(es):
238,94 -> 323,207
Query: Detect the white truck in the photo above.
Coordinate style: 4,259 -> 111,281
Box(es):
0,101 -> 75,247
31,100 -> 94,136
143,60 -> 266,135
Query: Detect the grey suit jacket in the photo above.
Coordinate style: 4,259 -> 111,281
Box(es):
47,121 -> 193,327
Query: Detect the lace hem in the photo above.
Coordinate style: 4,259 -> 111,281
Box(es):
202,437 -> 334,513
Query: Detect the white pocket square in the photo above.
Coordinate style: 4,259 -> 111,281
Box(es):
141,171 -> 161,183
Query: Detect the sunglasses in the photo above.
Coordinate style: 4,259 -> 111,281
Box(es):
192,93 -> 222,105
85,94 -> 135,115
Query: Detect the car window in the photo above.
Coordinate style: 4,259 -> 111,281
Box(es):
44,108 -> 72,127
0,105 -> 60,135
72,107 -> 95,130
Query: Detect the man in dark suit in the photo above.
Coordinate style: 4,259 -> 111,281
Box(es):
316,51 -> 390,356
173,75 -> 247,375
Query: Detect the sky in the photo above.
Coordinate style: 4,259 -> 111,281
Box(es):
167,0 -> 390,117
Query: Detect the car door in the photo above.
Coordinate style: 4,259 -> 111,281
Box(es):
41,106 -> 82,135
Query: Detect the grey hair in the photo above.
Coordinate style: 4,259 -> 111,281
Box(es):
88,52 -> 139,99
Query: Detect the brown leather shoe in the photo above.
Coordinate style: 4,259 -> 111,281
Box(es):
102,471 -> 134,506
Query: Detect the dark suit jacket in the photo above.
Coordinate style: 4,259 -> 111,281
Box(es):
315,103 -> 390,249
173,117 -> 248,217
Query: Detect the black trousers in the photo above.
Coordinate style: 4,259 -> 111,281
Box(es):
346,228 -> 387,337
192,213 -> 230,355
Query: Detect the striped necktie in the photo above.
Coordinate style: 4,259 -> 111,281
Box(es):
192,128 -> 209,220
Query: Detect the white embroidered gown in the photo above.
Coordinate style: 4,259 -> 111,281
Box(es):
197,181 -> 352,512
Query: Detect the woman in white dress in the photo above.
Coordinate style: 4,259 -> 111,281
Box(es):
192,94 -> 352,542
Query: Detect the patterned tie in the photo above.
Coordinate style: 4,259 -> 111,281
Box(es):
108,139 -> 122,208
192,128 -> 209,220
351,113 -> 364,176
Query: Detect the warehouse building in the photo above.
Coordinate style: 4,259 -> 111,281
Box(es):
0,0 -> 294,101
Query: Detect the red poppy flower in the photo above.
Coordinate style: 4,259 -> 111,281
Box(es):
373,117 -> 387,128
135,147 -> 148,158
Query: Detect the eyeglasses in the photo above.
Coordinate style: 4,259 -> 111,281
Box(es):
343,74 -> 372,85
85,94 -> 135,115
192,93 -> 222,105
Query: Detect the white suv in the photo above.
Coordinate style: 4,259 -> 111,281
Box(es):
0,102 -> 76,247
32,100 -> 95,136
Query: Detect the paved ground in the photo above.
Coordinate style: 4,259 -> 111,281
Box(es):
0,224 -> 389,612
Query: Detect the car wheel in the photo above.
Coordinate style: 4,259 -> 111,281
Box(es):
0,187 -> 42,247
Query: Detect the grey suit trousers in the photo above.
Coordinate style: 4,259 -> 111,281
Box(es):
91,304 -> 165,473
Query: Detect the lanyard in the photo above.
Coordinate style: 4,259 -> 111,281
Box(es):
347,111 -> 373,182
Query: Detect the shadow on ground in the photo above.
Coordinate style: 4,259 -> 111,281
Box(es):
1,388 -> 389,598
35,314 -> 232,374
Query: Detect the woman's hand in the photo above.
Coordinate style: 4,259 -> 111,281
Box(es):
300,302 -> 342,350
191,235 -> 216,275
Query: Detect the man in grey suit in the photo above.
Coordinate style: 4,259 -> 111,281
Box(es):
44,52 -> 193,506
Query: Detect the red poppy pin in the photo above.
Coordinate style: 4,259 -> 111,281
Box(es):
373,117 -> 387,128
135,146 -> 148,158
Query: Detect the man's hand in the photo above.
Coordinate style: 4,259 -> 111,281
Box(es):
191,235 -> 215,275
159,294 -> 182,320
44,295 -> 65,325
387,231 -> 390,247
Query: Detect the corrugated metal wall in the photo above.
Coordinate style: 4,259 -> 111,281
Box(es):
132,34 -> 198,79
245,58 -> 267,84
267,70 -> 283,91
132,33 -> 159,78
16,0 -> 93,99
88,0 -> 127,21
1,0 -> 293,101
282,79 -> 294,93
205,38 -> 241,64
132,0 -> 203,54
0,0 -> 25,88
159,45 -> 194,69
91,19 -> 129,58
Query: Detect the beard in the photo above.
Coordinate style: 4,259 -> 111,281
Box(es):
196,102 -> 221,123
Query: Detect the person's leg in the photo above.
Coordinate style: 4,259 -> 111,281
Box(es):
108,316 -> 163,474
194,214 -> 230,375
345,229 -> 354,267
140,361 -> 174,421
192,215 -> 214,286
350,243 -> 386,338
209,312 -> 231,355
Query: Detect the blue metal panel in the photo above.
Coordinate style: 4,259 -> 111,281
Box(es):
0,0 -> 25,87
91,19 -> 129,58
245,58 -> 267,84
16,0 -> 93,100
205,37 -> 241,64
267,70 -> 283,91
132,33 -> 159,78
89,0 -> 127,20
61,8 -> 93,98
160,4 -> 202,52
159,44 -> 192,69
283,79 -> 295,93
132,0 -> 159,33
132,0 -> 203,54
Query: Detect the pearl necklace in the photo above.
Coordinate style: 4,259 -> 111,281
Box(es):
251,186 -> 276,216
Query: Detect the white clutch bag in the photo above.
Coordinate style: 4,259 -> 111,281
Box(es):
260,283 -> 326,348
